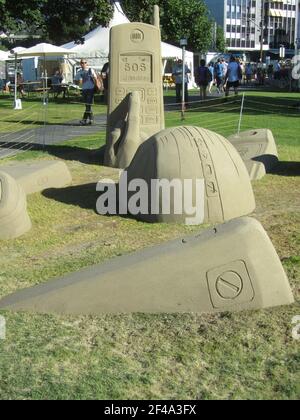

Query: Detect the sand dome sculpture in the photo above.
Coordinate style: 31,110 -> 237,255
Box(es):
124,126 -> 256,224
0,171 -> 32,240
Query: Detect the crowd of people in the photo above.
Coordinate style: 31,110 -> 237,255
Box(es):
192,55 -> 243,100
174,56 -> 296,102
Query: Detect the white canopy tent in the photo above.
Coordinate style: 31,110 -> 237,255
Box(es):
62,1 -> 195,88
0,50 -> 9,61
17,43 -> 75,104
0,51 -> 8,82
17,43 -> 74,59
17,43 -> 74,80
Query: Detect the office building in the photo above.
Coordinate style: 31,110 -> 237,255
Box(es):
264,0 -> 298,50
205,0 -> 299,54
204,0 -> 264,51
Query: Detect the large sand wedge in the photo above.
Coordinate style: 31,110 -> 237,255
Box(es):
0,217 -> 294,315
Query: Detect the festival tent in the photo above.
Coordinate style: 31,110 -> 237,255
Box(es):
18,43 -> 75,84
0,50 -> 9,61
0,51 -> 8,81
17,43 -> 75,103
62,1 -> 195,87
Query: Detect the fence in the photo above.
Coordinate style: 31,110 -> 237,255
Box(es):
0,94 -> 107,160
0,91 -> 299,161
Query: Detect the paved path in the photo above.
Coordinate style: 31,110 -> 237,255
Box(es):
0,114 -> 107,159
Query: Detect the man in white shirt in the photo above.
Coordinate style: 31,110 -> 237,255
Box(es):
172,59 -> 191,103
225,56 -> 242,97
75,60 -> 97,125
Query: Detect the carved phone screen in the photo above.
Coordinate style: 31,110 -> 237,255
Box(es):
119,54 -> 153,84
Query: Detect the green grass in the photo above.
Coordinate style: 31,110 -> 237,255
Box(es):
0,94 -> 107,134
0,91 -> 299,400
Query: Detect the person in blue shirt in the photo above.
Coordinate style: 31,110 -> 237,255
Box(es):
75,60 -> 97,125
215,59 -> 225,94
208,62 -> 215,94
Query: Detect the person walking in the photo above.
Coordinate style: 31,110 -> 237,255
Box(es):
245,63 -> 253,84
257,59 -> 266,85
208,62 -> 215,94
75,59 -> 97,125
197,60 -> 212,100
101,62 -> 109,105
172,59 -> 191,104
17,73 -> 25,98
225,56 -> 242,97
215,59 -> 224,94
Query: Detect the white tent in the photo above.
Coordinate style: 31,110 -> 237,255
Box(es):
0,51 -> 8,81
17,43 -> 75,84
17,43 -> 73,58
8,46 -> 27,58
62,1 -> 195,87
0,50 -> 9,61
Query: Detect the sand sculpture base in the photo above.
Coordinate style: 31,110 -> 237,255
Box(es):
0,217 -> 294,314
228,129 -> 279,179
0,171 -> 32,240
244,160 -> 266,181
0,160 -> 72,195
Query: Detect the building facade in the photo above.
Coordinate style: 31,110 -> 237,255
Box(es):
204,0 -> 264,51
264,0 -> 298,50
205,0 -> 299,53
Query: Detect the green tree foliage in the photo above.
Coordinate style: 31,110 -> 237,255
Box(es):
43,0 -> 114,45
122,0 -> 214,52
216,25 -> 226,52
0,0 -> 44,35
0,0 -> 113,46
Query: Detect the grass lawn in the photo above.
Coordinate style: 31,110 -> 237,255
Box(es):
0,90 -> 299,400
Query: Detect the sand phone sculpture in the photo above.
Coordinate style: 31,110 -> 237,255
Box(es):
0,6 -> 294,315
104,6 -> 165,169
0,218 -> 294,315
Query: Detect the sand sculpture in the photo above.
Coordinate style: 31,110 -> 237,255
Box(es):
0,171 -> 32,240
0,6 -> 294,315
228,129 -> 279,180
0,160 -> 72,195
104,6 -> 165,168
0,217 -> 294,314
122,126 -> 256,224
244,160 -> 267,181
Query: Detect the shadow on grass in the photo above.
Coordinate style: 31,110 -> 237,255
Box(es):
270,161 -> 300,177
42,183 -> 139,223
0,141 -> 106,165
43,183 -> 99,212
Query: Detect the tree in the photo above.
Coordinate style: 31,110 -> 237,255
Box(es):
0,0 -> 114,46
122,0 -> 213,52
42,0 -> 114,45
0,0 -> 45,36
216,25 -> 226,52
